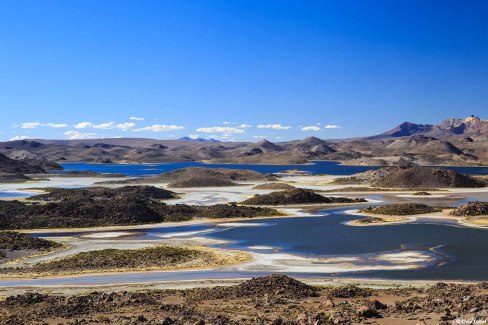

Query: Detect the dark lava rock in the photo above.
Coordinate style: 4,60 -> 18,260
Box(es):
241,188 -> 366,205
187,275 -> 318,301
451,201 -> 488,216
328,285 -> 372,298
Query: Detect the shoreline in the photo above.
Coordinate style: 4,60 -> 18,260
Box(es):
0,245 -> 251,280
20,203 -> 357,234
0,274 -> 484,293
344,209 -> 488,229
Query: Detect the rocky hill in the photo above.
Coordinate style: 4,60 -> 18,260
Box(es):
451,201 -> 488,216
371,167 -> 486,188
241,188 -> 366,205
104,167 -> 276,186
0,153 -> 46,174
0,186 -> 282,229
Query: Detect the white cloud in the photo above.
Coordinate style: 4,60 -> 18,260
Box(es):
133,124 -> 185,132
196,126 -> 245,134
222,121 -> 231,125
74,121 -> 136,131
10,135 -> 32,141
129,116 -> 144,121
17,122 -> 69,129
46,123 -> 69,128
74,122 -> 94,129
92,122 -> 116,129
19,122 -> 42,129
239,124 -> 252,128
257,124 -> 291,130
301,126 -> 320,131
253,135 -> 266,139
114,122 -> 136,131
189,134 -> 199,139
64,131 -> 97,140
325,124 -> 342,129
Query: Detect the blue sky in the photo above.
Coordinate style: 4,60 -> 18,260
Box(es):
1,0 -> 487,142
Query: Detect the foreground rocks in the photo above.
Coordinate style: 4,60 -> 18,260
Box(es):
0,275 -> 486,324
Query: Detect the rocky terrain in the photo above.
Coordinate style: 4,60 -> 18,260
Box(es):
0,172 -> 32,183
168,177 -> 240,188
0,186 -> 283,229
360,203 -> 445,216
0,275 -> 486,324
335,167 -> 486,188
0,245 -> 247,277
0,231 -> 61,259
241,188 -> 366,206
156,203 -> 284,221
451,202 -> 488,217
0,152 -> 46,175
101,167 -> 276,186
373,167 -> 486,188
252,183 -> 296,190
28,186 -> 178,202
1,116 -> 486,166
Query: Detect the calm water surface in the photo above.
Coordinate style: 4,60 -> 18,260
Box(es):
59,161 -> 488,176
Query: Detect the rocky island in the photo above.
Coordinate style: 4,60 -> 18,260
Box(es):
241,188 -> 367,206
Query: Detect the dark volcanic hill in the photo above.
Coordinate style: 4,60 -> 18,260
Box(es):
372,167 -> 486,188
241,188 -> 366,205
0,153 -> 45,174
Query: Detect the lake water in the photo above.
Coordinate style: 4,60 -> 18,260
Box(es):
0,191 -> 32,198
37,203 -> 488,281
59,161 -> 488,176
2,162 -> 486,286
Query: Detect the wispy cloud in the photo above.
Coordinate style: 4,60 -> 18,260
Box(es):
64,131 -> 97,139
257,124 -> 291,130
324,124 -> 342,129
46,123 -> 69,128
10,135 -> 33,141
133,124 -> 185,132
74,122 -> 136,131
18,122 -> 42,129
196,126 -> 245,134
300,126 -> 320,131
116,123 -> 137,131
239,124 -> 252,128
129,116 -> 144,121
17,122 -> 69,129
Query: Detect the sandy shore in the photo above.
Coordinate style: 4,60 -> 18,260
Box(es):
0,245 -> 251,279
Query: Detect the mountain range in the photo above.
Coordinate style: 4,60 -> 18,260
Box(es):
0,116 -> 486,171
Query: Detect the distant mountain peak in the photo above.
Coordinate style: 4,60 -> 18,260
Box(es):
371,115 -> 487,139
